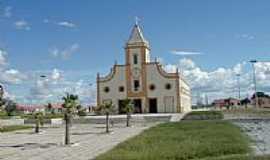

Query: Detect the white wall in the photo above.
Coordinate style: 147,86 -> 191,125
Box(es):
99,66 -> 127,110
146,64 -> 178,113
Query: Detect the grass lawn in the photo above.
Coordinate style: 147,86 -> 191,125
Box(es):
0,125 -> 33,132
96,121 -> 252,160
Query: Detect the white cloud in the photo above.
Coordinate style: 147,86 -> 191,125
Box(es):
26,70 -> 96,105
0,48 -> 8,67
236,34 -> 255,40
171,50 -> 202,56
43,19 -> 49,23
14,20 -> 31,30
0,49 -> 27,85
0,69 -> 27,84
43,19 -> 77,28
3,6 -> 12,18
50,43 -> 80,60
57,21 -> 76,28
162,58 -> 270,103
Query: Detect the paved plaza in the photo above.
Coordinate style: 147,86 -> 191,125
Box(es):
233,120 -> 270,155
0,122 -> 158,160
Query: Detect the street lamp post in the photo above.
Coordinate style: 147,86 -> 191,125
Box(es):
250,60 -> 258,108
236,73 -> 241,100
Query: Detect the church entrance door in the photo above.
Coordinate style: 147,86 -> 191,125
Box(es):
149,98 -> 158,113
118,100 -> 126,114
133,99 -> 142,113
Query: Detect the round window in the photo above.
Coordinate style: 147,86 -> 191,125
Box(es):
104,87 -> 110,93
119,86 -> 125,92
165,83 -> 171,90
149,84 -> 155,91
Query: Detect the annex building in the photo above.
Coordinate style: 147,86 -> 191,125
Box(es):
97,23 -> 191,113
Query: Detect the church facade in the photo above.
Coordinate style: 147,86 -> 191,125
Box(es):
97,24 -> 191,113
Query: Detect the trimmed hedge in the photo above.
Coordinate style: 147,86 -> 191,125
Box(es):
183,111 -> 224,120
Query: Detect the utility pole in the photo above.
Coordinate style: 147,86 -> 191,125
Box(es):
250,60 -> 258,108
236,73 -> 241,100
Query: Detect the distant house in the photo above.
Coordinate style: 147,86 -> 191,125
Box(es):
16,104 -> 45,114
213,98 -> 240,109
45,103 -> 63,114
251,92 -> 270,108
17,103 -> 63,114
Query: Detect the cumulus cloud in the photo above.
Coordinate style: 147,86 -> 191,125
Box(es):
0,49 -> 27,100
51,68 -> 62,81
0,49 -> 27,85
163,58 -> 269,103
171,50 -> 202,56
0,69 -> 27,84
25,69 -> 96,105
50,43 -> 80,60
14,20 -> 31,30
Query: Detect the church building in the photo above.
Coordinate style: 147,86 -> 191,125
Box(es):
97,23 -> 191,113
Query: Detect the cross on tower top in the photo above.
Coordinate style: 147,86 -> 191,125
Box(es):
135,16 -> 140,25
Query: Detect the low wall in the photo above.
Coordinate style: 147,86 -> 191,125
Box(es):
0,114 -> 173,126
24,118 -> 63,125
0,119 -> 24,126
72,115 -> 172,124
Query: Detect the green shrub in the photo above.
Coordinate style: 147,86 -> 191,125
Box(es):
183,111 -> 224,120
0,125 -> 33,132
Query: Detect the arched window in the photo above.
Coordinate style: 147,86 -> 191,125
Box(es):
133,54 -> 138,64
134,80 -> 140,91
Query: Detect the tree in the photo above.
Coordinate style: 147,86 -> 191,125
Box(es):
5,100 -> 17,116
34,112 -> 44,133
122,99 -> 134,127
62,93 -> 79,145
99,101 -> 115,133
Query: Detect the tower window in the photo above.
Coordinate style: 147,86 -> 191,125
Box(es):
134,80 -> 140,91
133,54 -> 138,64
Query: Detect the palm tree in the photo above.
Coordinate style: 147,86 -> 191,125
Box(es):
62,93 -> 79,145
122,99 -> 134,127
34,112 -> 44,133
100,101 -> 114,133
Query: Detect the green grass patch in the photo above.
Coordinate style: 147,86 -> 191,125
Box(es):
0,125 -> 33,132
183,111 -> 224,120
96,121 -> 250,160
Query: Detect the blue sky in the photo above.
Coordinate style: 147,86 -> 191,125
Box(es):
0,0 -> 270,104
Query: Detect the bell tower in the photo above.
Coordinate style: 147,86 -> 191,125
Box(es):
125,23 -> 150,98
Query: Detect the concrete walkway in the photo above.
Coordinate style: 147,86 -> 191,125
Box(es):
233,120 -> 270,156
0,123 -> 157,160
0,113 -> 187,160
